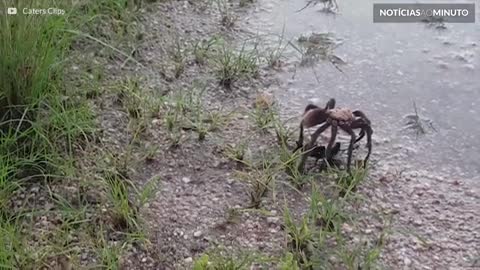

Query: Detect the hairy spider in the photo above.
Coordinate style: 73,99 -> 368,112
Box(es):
294,98 -> 373,173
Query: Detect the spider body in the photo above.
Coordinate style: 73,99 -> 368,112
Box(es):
294,98 -> 373,174
327,108 -> 354,123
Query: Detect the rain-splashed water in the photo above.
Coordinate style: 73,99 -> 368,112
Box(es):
244,0 -> 479,182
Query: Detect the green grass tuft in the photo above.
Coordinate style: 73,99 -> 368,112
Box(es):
212,40 -> 259,88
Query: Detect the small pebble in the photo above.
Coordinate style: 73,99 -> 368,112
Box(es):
193,231 -> 203,238
266,217 -> 279,224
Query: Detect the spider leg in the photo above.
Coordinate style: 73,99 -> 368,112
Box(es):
325,98 -> 336,110
352,110 -> 370,144
331,142 -> 341,157
355,129 -> 365,144
341,125 -> 357,174
298,122 -> 331,173
352,110 -> 371,125
294,122 -> 305,153
351,120 -> 373,169
311,141 -> 341,164
364,126 -> 373,167
326,141 -> 341,167
325,122 -> 338,160
311,145 -> 325,166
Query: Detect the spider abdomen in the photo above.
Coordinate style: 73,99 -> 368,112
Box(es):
302,108 -> 328,128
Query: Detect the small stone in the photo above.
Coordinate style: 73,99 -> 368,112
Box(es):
184,257 -> 193,263
268,228 -> 278,234
412,218 -> 423,226
193,231 -> 203,238
182,177 -> 191,184
341,223 -> 353,233
266,217 -> 279,224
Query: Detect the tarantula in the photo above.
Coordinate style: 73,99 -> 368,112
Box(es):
294,98 -> 372,173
